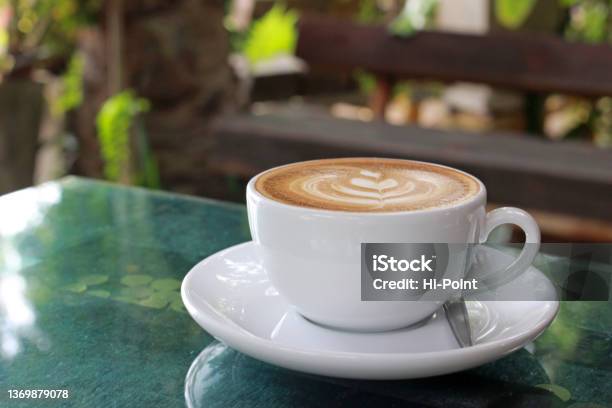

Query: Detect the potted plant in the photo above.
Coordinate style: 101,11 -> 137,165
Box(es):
0,0 -> 97,193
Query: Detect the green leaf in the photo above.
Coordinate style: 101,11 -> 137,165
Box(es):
87,290 -> 110,298
535,384 -> 571,402
79,274 -> 109,285
149,291 -> 180,304
64,282 -> 87,293
388,16 -> 416,37
495,0 -> 536,29
117,286 -> 153,300
96,90 -> 152,183
138,296 -> 168,309
353,69 -> 377,95
54,53 -> 85,115
120,274 -> 153,287
150,278 -> 181,292
242,5 -> 298,64
577,2 -> 608,43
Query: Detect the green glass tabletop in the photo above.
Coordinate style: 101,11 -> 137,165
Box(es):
0,177 -> 610,407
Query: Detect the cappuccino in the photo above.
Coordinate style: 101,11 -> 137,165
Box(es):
254,158 -> 480,212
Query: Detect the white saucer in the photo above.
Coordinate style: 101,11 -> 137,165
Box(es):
181,242 -> 559,380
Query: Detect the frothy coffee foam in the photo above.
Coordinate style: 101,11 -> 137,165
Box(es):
255,158 -> 480,212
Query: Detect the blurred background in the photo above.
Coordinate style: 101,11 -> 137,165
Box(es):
1,0 -> 612,242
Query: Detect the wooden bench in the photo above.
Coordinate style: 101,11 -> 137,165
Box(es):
210,16 -> 612,240
296,16 -> 612,116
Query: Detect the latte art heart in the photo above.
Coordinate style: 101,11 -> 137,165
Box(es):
350,176 -> 399,191
255,158 -> 480,212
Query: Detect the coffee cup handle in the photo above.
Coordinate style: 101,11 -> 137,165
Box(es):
477,207 -> 541,287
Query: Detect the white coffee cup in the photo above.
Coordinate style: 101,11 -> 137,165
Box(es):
246,159 -> 540,332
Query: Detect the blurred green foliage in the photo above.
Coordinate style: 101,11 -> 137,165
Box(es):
0,0 -> 99,58
494,0 -> 537,29
564,0 -> 612,43
493,0 -> 612,44
559,0 -> 612,146
0,0 -> 165,186
53,52 -> 83,115
356,0 -> 387,23
354,68 -> 377,96
242,5 -> 298,65
96,91 -> 159,188
594,97 -> 612,147
389,0 -> 438,37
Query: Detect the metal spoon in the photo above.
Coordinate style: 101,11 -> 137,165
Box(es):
443,298 -> 473,348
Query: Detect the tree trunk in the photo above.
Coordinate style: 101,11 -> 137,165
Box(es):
71,28 -> 108,179
73,0 -> 235,195
0,80 -> 44,194
123,0 -> 235,194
